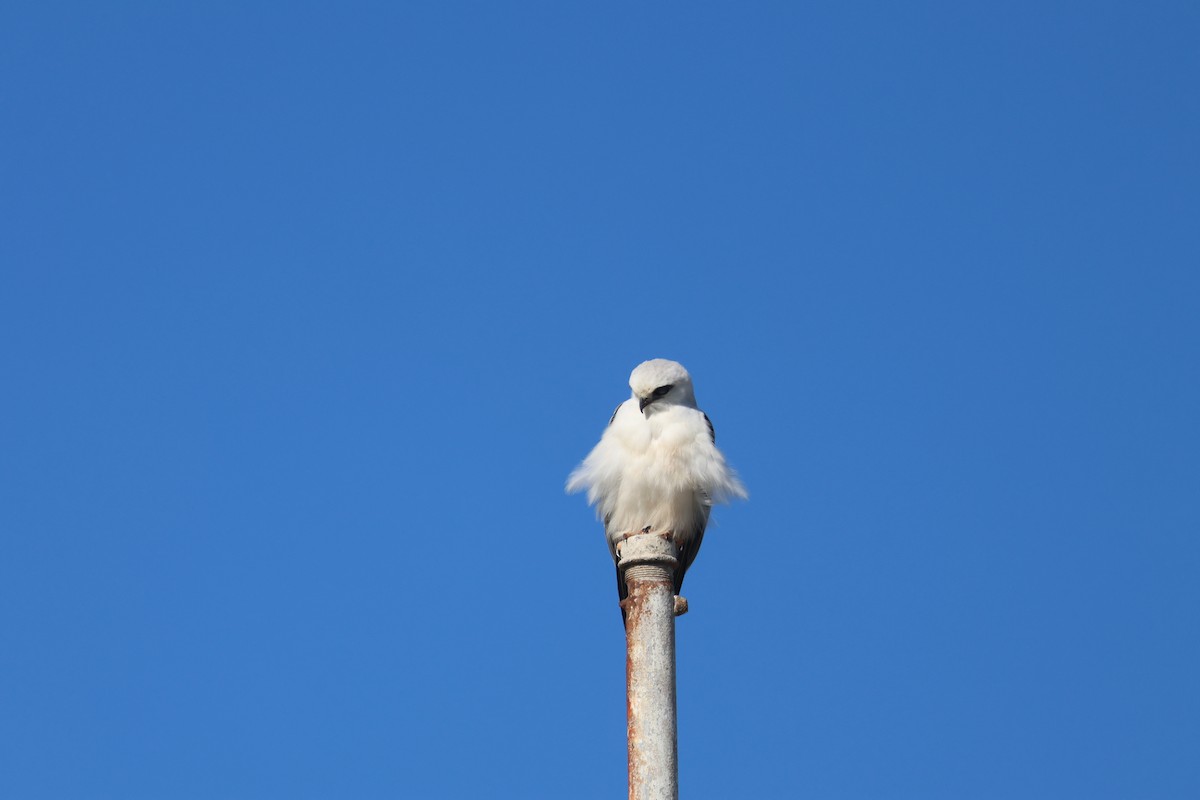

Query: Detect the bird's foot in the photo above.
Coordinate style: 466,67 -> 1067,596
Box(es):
673,596 -> 689,616
617,526 -> 656,543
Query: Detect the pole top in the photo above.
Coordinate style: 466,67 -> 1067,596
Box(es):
616,531 -> 680,576
617,532 -> 689,616
616,530 -> 679,561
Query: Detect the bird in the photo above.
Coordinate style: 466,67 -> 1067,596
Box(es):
566,359 -> 747,604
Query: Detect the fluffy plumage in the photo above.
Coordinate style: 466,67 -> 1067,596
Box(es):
567,359 -> 747,599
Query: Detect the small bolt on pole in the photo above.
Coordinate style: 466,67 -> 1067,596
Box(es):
617,531 -> 687,800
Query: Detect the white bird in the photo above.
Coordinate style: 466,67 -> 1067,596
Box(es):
567,359 -> 747,601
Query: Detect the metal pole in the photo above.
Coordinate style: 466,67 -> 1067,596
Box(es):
618,532 -> 684,800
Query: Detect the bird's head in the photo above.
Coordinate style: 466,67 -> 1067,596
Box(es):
629,359 -> 696,416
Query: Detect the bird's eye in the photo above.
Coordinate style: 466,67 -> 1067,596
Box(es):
653,385 -> 673,397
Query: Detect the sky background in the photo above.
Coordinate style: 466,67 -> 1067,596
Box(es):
2,2 -> 1198,798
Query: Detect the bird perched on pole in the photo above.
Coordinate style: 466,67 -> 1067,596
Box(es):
567,359 -> 748,601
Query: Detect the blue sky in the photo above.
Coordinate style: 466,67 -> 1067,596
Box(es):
2,2 -> 1197,798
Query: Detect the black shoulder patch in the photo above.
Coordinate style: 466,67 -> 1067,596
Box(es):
608,404 -> 622,426
703,413 -> 715,443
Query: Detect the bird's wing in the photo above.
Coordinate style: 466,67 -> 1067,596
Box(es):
674,497 -> 711,596
675,413 -> 718,594
601,400 -> 624,539
604,401 -> 626,597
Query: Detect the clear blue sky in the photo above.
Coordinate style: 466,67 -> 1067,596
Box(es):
2,3 -> 1197,798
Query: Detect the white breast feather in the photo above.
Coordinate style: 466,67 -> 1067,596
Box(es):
567,399 -> 747,545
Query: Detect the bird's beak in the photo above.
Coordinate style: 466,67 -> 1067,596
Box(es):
638,396 -> 651,413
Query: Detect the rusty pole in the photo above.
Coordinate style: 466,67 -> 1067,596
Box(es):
617,532 -> 686,800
